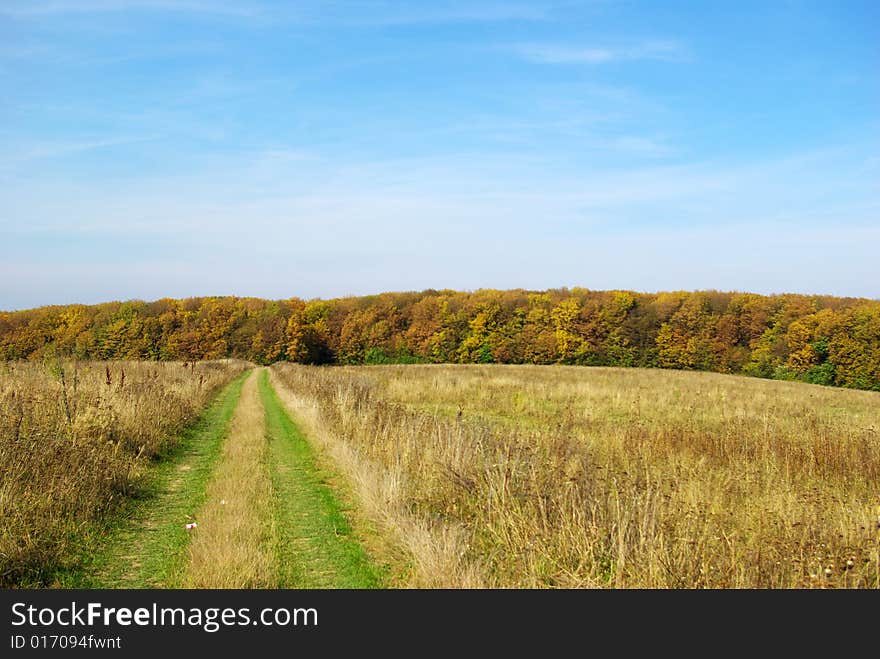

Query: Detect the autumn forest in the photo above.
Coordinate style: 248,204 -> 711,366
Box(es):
2,288 -> 878,391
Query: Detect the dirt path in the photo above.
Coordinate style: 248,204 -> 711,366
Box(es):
77,367 -> 382,589
259,369 -> 385,588
76,371 -> 249,588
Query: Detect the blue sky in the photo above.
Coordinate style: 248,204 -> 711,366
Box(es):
1,0 -> 878,310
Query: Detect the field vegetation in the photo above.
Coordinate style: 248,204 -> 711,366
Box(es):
3,356 -> 877,589
271,363 -> 880,588
0,359 -> 249,586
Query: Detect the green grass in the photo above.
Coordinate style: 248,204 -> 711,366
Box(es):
66,371 -> 250,588
258,370 -> 385,588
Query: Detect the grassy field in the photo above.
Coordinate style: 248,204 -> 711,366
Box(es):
271,363 -> 880,588
74,372 -> 248,588
0,359 -> 250,586
1,363 -> 387,589
4,358 -> 877,589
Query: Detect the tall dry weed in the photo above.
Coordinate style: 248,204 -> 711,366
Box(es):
0,359 -> 249,585
271,363 -> 880,588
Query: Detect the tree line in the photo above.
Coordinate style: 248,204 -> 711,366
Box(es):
1,288 -> 878,390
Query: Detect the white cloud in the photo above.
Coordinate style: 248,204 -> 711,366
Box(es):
515,40 -> 687,64
602,136 -> 674,157
335,1 -> 553,26
1,0 -> 555,24
5,142 -> 876,242
2,135 -> 161,165
0,0 -> 264,17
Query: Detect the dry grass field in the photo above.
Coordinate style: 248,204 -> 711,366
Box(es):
271,363 -> 880,588
4,358 -> 877,589
0,359 -> 249,586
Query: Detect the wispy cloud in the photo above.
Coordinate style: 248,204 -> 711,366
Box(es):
514,40 -> 687,64
0,0 -> 264,17
0,39 -> 224,67
322,1 -> 554,26
4,135 -> 161,165
4,139 -> 878,307
1,0 -> 555,24
0,44 -> 55,60
609,135 -> 673,157
6,142 -> 875,234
